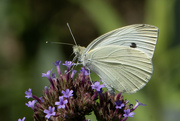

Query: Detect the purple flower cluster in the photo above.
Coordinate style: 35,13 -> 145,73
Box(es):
21,60 -> 145,121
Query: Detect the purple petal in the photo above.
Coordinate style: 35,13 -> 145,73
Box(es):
25,88 -> 32,99
132,99 -> 146,110
115,100 -> 125,109
123,114 -> 128,117
55,96 -> 68,109
62,89 -> 73,98
128,112 -> 135,117
123,109 -> 135,117
62,61 -> 74,69
25,100 -> 37,109
53,60 -> 61,66
18,117 -> 26,121
80,67 -> 89,75
42,69 -> 53,79
91,80 -> 105,92
44,106 -> 56,119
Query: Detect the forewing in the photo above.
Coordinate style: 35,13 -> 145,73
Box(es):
85,24 -> 158,58
85,45 -> 152,93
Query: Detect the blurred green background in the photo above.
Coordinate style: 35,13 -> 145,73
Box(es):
0,0 -> 180,121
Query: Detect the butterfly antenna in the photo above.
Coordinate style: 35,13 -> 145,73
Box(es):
67,23 -> 77,45
46,41 -> 74,46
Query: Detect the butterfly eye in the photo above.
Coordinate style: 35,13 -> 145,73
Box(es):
130,43 -> 137,48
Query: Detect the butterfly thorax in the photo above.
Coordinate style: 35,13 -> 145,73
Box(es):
73,45 -> 86,62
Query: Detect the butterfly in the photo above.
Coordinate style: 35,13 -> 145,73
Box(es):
73,24 -> 159,94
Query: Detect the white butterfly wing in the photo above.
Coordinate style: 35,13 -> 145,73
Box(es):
84,45 -> 152,93
85,24 -> 158,59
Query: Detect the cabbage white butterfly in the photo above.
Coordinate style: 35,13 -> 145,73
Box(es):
72,24 -> 158,94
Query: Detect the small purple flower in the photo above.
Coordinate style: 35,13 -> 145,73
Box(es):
132,99 -> 146,111
53,60 -> 61,75
62,89 -> 73,98
18,117 -> 25,121
91,80 -> 105,92
42,69 -> 55,89
62,61 -> 74,69
25,88 -> 32,99
55,96 -> 68,109
123,109 -> 135,117
71,70 -> 77,78
42,69 -> 53,80
115,100 -> 125,109
53,60 -> 61,66
80,67 -> 89,75
25,100 -> 37,109
44,106 -> 56,119
25,89 -> 42,103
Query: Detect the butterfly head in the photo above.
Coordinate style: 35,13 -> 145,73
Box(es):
73,45 -> 86,61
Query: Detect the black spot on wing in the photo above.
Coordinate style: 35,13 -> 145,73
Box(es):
130,43 -> 137,48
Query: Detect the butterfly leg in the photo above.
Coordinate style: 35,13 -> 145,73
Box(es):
88,69 -> 93,84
